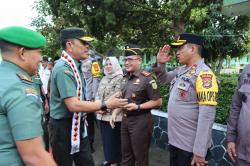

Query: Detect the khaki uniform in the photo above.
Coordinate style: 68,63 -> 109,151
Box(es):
0,61 -> 43,166
121,70 -> 161,166
227,64 -> 250,165
153,59 -> 218,157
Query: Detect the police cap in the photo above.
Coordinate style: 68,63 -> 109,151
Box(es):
171,33 -> 203,47
0,26 -> 46,48
124,44 -> 143,57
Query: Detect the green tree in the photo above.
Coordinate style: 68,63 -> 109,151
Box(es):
32,0 -> 249,66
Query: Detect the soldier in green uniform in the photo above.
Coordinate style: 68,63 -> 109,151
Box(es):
0,26 -> 56,166
49,27 -> 128,166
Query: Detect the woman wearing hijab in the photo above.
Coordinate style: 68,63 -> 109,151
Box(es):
96,57 -> 123,166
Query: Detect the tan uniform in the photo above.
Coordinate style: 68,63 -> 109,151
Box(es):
153,59 -> 218,157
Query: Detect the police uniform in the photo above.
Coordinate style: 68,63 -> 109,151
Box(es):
0,26 -> 45,166
153,33 -> 218,165
49,28 -> 95,166
121,47 -> 161,166
81,57 -> 101,153
227,64 -> 250,166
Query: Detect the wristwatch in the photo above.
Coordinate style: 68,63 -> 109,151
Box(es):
137,104 -> 141,112
101,100 -> 108,111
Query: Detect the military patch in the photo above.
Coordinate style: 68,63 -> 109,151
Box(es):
141,71 -> 151,77
196,70 -> 218,106
25,88 -> 38,99
200,74 -> 213,89
16,73 -> 33,83
149,80 -> 157,90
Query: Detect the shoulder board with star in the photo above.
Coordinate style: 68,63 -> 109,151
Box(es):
16,73 -> 33,83
141,71 -> 151,77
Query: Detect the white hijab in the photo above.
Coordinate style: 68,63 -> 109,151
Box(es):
104,57 -> 123,78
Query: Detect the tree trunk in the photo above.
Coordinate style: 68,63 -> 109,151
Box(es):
216,58 -> 224,74
172,19 -> 185,38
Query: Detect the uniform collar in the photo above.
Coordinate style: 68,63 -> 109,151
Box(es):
73,58 -> 81,69
1,60 -> 31,78
194,58 -> 204,67
126,69 -> 141,79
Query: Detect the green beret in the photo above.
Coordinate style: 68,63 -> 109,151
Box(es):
0,26 -> 46,48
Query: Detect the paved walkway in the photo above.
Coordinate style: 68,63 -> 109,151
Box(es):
92,125 -> 169,166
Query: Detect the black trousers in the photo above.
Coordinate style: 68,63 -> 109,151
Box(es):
86,113 -> 95,145
100,120 -> 122,163
49,118 -> 95,166
169,145 -> 193,166
42,118 -> 50,152
169,145 -> 210,166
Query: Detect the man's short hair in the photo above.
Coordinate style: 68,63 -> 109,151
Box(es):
0,40 -> 18,53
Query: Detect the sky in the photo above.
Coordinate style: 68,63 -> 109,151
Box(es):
0,0 -> 38,30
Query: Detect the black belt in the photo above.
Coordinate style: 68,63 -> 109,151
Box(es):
124,110 -> 150,117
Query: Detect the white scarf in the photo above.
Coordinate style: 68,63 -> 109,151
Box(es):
61,51 -> 84,154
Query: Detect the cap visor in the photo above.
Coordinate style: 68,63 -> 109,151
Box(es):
170,42 -> 186,48
79,36 -> 94,42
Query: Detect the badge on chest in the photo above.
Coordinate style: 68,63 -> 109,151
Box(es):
177,82 -> 190,99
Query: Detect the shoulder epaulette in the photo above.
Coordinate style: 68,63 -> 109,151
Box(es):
16,73 -> 33,83
141,70 -> 151,77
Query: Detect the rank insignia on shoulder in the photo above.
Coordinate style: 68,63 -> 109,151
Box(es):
141,71 -> 151,77
149,80 -> 158,89
16,73 -> 33,83
25,88 -> 38,98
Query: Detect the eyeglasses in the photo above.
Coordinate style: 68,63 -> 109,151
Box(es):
123,57 -> 140,62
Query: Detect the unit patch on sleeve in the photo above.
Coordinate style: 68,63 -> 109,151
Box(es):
196,70 -> 218,106
149,80 -> 158,90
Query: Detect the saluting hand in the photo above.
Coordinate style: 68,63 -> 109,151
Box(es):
157,44 -> 172,64
227,142 -> 237,162
124,103 -> 137,111
191,154 -> 207,166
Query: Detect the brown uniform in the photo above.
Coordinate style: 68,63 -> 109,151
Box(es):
120,70 -> 161,166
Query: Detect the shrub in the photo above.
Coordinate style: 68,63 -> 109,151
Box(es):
158,73 -> 239,124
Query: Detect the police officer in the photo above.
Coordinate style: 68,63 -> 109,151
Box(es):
154,33 -> 218,166
81,57 -> 101,153
121,45 -> 162,166
49,27 -> 128,166
227,64 -> 250,166
0,26 -> 56,166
